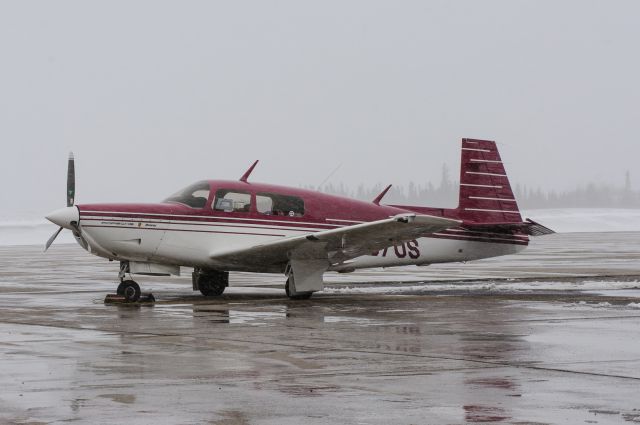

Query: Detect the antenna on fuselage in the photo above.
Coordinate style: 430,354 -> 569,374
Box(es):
317,163 -> 342,191
372,184 -> 392,205
239,160 -> 259,183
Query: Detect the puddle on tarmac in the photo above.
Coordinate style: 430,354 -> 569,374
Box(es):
323,315 -> 411,326
210,409 -> 250,425
98,393 -> 136,404
464,405 -> 511,423
227,310 -> 287,325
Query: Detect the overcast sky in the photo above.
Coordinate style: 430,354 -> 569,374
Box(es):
1,1 -> 639,217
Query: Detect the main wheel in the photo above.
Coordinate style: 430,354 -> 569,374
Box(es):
116,281 -> 125,296
199,280 -> 226,296
121,280 -> 141,302
285,278 -> 313,300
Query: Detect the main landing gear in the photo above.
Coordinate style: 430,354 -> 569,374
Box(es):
285,277 -> 313,300
284,261 -> 321,300
193,269 -> 228,297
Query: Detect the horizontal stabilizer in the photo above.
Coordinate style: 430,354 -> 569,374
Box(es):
463,218 -> 555,237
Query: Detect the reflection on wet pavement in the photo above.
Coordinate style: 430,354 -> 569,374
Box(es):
0,233 -> 639,424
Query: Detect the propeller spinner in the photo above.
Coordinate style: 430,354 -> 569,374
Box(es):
44,152 -> 79,251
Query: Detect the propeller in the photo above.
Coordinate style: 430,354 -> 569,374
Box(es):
45,226 -> 63,251
67,152 -> 75,207
44,152 -> 78,251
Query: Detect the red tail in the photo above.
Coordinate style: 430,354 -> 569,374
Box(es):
389,138 -> 553,236
457,138 -> 523,224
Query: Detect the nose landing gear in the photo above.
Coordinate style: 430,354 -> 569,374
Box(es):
117,280 -> 141,302
116,262 -> 141,302
105,261 -> 154,304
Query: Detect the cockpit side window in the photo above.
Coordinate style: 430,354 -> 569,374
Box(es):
256,193 -> 304,217
213,189 -> 252,213
163,182 -> 211,209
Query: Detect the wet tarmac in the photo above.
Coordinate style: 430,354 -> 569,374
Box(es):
1,232 -> 640,424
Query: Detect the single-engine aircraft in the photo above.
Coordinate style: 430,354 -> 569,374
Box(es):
45,139 -> 554,301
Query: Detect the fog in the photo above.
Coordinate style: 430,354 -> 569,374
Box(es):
1,1 -> 639,217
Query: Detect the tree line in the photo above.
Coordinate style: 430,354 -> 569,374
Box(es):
308,168 -> 639,209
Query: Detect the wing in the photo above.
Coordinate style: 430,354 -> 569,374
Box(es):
209,213 -> 461,270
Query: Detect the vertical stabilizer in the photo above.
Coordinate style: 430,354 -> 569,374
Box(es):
457,139 -> 523,224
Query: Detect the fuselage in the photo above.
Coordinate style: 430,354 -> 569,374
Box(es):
72,179 -> 528,274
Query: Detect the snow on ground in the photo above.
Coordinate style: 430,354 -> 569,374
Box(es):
320,280 -> 640,295
0,218 -> 75,247
524,208 -> 640,233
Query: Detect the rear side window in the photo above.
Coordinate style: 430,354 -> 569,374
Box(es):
256,193 -> 304,217
213,190 -> 251,213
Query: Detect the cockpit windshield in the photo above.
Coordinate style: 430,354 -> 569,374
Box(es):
163,181 -> 211,208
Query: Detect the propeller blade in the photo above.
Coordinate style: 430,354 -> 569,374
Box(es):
67,152 -> 75,207
44,226 -> 64,252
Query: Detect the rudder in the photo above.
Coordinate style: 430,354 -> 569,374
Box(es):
457,139 -> 523,224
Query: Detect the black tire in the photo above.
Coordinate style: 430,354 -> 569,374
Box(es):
195,270 -> 228,297
285,278 -> 313,300
122,280 -> 141,302
199,280 -> 226,297
116,281 -> 125,296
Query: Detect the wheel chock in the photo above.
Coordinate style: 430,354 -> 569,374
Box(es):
104,293 -> 156,304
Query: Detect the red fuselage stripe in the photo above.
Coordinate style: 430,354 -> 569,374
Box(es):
81,220 -> 528,246
80,213 -> 529,241
80,217 -> 321,233
81,225 -> 286,238
79,212 -> 340,230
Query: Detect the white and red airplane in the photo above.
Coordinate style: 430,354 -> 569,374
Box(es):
45,139 -> 553,301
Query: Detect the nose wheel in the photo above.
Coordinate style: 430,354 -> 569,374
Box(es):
117,280 -> 141,302
106,262 -> 154,304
